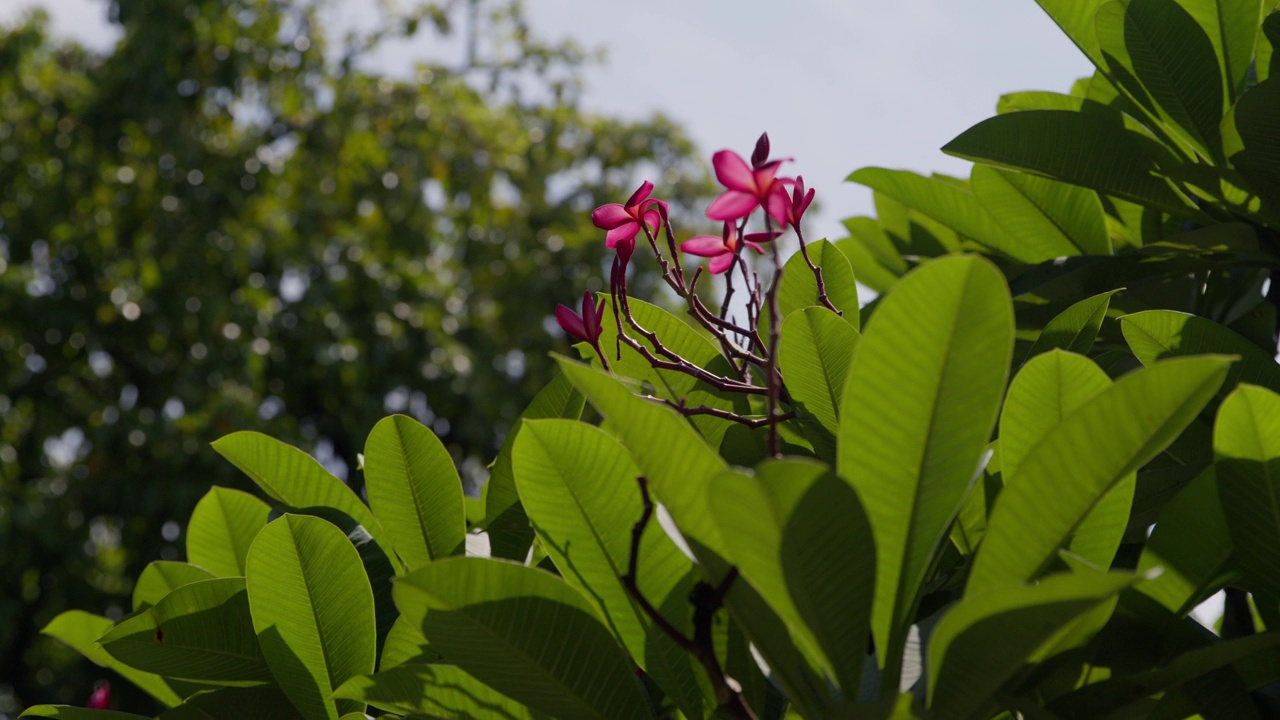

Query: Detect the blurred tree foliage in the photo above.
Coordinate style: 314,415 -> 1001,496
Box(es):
0,0 -> 710,709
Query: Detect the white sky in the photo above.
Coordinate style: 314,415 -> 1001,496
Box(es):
5,0 -> 1095,241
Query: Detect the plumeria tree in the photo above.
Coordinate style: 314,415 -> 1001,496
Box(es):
25,1 -> 1280,718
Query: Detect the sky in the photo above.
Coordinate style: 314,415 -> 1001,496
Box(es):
4,0 -> 1097,241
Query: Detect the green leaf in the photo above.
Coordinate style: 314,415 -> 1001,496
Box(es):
779,307 -> 860,434
1137,466 -> 1235,613
708,460 -> 875,696
364,414 -> 466,568
1002,352 -> 1113,479
41,611 -> 188,707
99,578 -> 271,685
835,218 -> 908,293
246,514 -> 376,720
1034,0 -> 1115,67
378,615 -> 439,670
777,240 -> 860,329
186,487 -> 270,577
132,562 -> 217,612
512,419 -> 704,718
971,355 -> 1231,592
485,372 -> 584,560
837,255 -> 1014,689
334,663 -> 545,719
19,708 -> 150,720
1095,0 -> 1227,161
847,168 -> 1038,262
394,557 -> 652,720
942,109 -> 1195,215
1120,309 -> 1280,393
1173,0 -> 1266,103
1025,289 -> 1121,360
1214,384 -> 1280,604
157,687 -> 304,720
211,432 -> 391,567
1223,74 -> 1280,211
971,165 -> 1111,256
927,571 -> 1135,720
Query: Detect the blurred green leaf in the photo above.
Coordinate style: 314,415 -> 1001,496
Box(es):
19,707 -> 150,719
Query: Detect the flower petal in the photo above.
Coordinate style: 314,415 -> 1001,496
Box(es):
592,204 -> 631,230
555,304 -> 587,341
744,231 -> 782,244
605,222 -> 639,249
712,150 -> 756,192
680,235 -> 729,257
706,190 -> 759,221
765,187 -> 792,226
709,253 -> 736,275
743,242 -> 767,255
625,181 -> 654,209
642,209 -> 662,236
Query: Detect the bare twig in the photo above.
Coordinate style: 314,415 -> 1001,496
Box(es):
794,225 -> 841,316
620,477 -> 758,720
642,395 -> 795,428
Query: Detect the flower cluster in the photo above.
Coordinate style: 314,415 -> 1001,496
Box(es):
552,132 -> 825,456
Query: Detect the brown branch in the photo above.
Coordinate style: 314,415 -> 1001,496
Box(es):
794,225 -> 842,316
620,477 -> 757,720
643,395 -> 795,428
763,216 -> 784,458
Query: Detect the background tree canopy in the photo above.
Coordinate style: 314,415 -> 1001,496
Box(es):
0,0 -> 711,709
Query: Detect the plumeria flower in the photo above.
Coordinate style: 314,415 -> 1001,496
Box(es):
681,222 -> 782,275
556,290 -> 608,361
706,133 -> 793,225
779,175 -> 815,230
86,681 -> 110,710
591,181 -> 667,258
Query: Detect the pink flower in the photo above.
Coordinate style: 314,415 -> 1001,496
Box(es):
706,133 -> 793,225
86,681 -> 110,709
591,181 -> 667,258
556,290 -> 606,346
680,223 -> 781,275
779,175 -> 815,230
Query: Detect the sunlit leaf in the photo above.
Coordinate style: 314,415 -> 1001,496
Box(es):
186,487 -> 271,578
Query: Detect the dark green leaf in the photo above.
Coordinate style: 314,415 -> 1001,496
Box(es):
1025,289 -> 1121,360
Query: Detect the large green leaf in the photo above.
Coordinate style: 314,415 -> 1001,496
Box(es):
99,577 -> 271,685
1034,0 -> 1115,67
485,372 -> 584,560
186,487 -> 270,578
777,240 -> 860,329
837,255 -> 1014,689
942,109 -> 1195,215
1095,0 -> 1226,161
132,562 -> 217,612
41,611 -> 188,707
334,663 -> 544,719
708,460 -> 874,697
364,414 -> 466,568
1120,309 -> 1280,393
1137,467 -> 1234,613
971,165 -> 1110,257
847,168 -> 1038,262
927,571 -> 1135,720
512,419 -> 704,718
971,355 -> 1231,592
377,615 -> 438,670
394,557 -> 652,720
1173,0 -> 1266,103
1025,289 -> 1121,360
1000,351 -> 1132,569
778,307 -> 860,434
157,687 -> 304,720
1215,384 -> 1280,606
211,432 -> 390,566
1225,74 -> 1280,217
246,514 -> 376,720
